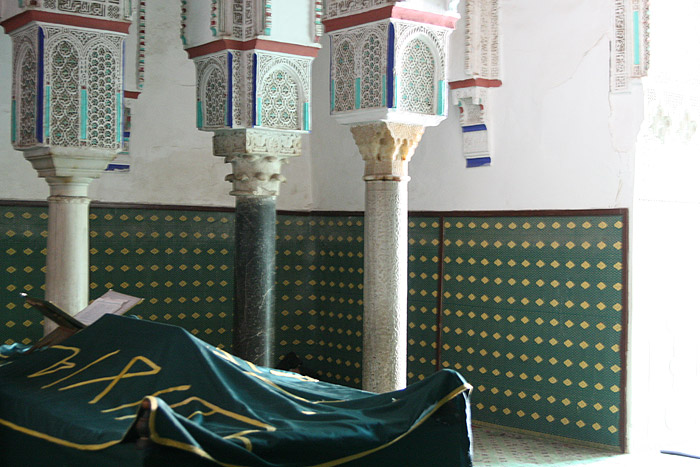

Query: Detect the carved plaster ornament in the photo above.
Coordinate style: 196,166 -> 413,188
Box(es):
350,122 -> 425,181
611,0 -> 650,92
213,129 -> 302,197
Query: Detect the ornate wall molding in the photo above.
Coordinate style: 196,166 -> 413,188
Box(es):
464,0 -> 499,80
451,81 -> 499,168
449,0 -> 501,168
611,0 -> 650,92
325,0 -> 396,20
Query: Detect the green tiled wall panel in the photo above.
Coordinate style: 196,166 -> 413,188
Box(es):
407,217 -> 441,384
0,205 -> 235,350
0,206 -> 48,345
88,208 -> 236,350
276,215 -> 364,387
1,204 -> 627,449
441,215 -> 625,447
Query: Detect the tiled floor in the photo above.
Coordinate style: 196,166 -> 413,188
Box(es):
472,425 -> 699,466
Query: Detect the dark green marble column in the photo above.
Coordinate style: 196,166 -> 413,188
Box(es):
213,129 -> 302,367
234,196 -> 276,367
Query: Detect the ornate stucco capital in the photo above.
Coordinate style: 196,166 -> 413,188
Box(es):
213,129 -> 303,197
350,122 -> 425,181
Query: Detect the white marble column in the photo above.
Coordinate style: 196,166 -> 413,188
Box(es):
44,178 -> 91,332
351,122 -> 425,392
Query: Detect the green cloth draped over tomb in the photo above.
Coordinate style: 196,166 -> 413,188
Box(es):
0,315 -> 472,466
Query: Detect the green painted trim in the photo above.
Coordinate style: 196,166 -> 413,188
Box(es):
303,102 -> 310,131
44,86 -> 50,141
116,93 -> 122,144
331,80 -> 335,111
10,100 -> 16,144
393,76 -> 398,109
633,11 -> 641,66
355,77 -> 361,109
437,80 -> 445,116
256,97 -> 261,126
382,75 -> 386,107
80,89 -> 87,141
196,101 -> 203,128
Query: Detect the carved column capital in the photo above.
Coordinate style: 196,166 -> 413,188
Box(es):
213,129 -> 302,197
350,122 -> 425,181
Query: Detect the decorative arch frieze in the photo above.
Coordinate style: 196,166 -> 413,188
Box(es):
196,54 -> 229,129
11,28 -> 39,148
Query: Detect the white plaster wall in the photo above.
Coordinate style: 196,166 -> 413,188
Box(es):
310,0 -> 640,212
0,0 -> 640,212
0,0 -> 314,210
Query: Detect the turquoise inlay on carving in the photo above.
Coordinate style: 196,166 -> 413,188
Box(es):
196,100 -> 203,128
355,77 -> 361,109
331,80 -> 335,111
437,80 -> 445,116
256,97 -> 261,126
116,93 -> 122,144
633,11 -> 641,66
303,102 -> 310,131
393,76 -> 398,109
11,100 -> 16,144
80,88 -> 87,140
44,86 -> 50,141
382,75 -> 386,107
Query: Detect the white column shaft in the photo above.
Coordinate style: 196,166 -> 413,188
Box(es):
363,180 -> 408,393
45,181 -> 91,332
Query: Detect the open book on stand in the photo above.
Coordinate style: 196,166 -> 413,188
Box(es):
21,290 -> 143,351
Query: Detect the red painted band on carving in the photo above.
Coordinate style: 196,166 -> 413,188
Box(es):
449,78 -> 503,89
124,91 -> 141,100
186,38 -> 320,59
323,5 -> 457,32
1,10 -> 130,34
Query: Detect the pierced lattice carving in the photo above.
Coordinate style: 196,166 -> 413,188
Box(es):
330,23 -> 388,112
86,43 -> 118,148
259,67 -> 300,130
49,39 -> 80,147
11,27 -> 39,148
398,37 -> 436,114
334,39 -> 356,112
361,34 -> 383,108
18,45 -> 38,147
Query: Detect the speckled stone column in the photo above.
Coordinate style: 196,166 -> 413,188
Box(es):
234,196 -> 277,367
351,122 -> 425,393
214,129 -> 302,366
